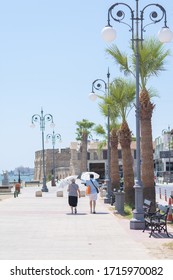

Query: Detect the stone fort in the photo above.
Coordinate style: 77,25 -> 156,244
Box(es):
34,141 -> 137,182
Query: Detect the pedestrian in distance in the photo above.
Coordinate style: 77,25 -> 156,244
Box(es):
86,174 -> 99,214
67,178 -> 81,214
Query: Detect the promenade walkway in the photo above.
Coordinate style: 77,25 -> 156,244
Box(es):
0,182 -> 173,260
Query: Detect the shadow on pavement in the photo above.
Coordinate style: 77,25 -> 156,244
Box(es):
66,213 -> 88,215
66,212 -> 109,215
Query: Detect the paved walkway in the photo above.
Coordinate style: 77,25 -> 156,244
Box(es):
0,182 -> 173,260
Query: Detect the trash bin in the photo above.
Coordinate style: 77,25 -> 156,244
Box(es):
115,191 -> 125,214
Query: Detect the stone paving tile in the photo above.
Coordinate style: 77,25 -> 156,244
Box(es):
0,184 -> 172,260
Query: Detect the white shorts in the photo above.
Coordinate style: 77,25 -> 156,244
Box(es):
89,193 -> 97,201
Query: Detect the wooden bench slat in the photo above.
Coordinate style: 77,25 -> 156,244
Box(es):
143,199 -> 152,218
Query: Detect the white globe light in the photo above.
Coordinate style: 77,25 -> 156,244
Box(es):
158,27 -> 173,43
89,92 -> 97,101
30,123 -> 35,128
50,122 -> 55,128
101,26 -> 116,42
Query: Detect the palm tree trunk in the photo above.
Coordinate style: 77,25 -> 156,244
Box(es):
118,121 -> 134,205
140,89 -> 155,205
80,132 -> 88,172
110,128 -> 120,191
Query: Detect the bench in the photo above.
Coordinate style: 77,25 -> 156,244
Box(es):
143,204 -> 170,237
143,199 -> 152,217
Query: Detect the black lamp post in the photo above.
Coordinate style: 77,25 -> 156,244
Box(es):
46,130 -> 61,186
101,0 -> 173,229
31,108 -> 55,192
89,69 -> 111,203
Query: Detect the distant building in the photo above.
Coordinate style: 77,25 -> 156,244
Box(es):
34,140 -> 138,182
154,132 -> 173,182
33,134 -> 173,183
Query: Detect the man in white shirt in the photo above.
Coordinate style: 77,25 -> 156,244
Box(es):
86,174 -> 99,214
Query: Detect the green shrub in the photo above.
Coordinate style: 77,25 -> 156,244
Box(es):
124,204 -> 133,219
47,174 -> 52,182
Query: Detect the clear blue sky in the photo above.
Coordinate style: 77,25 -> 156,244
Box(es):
0,0 -> 173,171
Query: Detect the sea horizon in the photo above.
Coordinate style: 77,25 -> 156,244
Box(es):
0,173 -> 34,184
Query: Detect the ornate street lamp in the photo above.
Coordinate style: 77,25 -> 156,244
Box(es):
46,130 -> 61,186
31,108 -> 55,192
101,0 -> 173,229
89,69 -> 111,203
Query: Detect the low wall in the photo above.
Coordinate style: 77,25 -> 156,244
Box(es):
0,185 -> 12,193
25,181 -> 40,187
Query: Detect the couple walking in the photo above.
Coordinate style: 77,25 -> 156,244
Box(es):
67,174 -> 99,214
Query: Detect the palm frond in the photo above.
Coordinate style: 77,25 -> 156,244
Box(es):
107,37 -> 171,93
75,119 -> 95,140
97,140 -> 107,151
133,37 -> 171,89
94,124 -> 106,136
106,44 -> 133,77
109,78 -> 136,122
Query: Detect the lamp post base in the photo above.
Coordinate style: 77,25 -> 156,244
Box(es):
41,177 -> 48,192
41,186 -> 49,192
130,182 -> 145,230
130,217 -> 145,230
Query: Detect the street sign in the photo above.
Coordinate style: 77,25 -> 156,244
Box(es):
160,150 -> 173,158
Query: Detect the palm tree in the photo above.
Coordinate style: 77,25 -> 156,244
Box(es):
75,119 -> 95,173
94,122 -> 120,191
138,39 -> 170,202
99,100 -> 121,191
110,126 -> 120,191
109,78 -> 136,205
106,37 -> 170,202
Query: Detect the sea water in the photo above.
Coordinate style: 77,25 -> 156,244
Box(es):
0,174 -> 34,185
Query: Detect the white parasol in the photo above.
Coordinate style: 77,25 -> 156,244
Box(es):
63,175 -> 78,182
57,175 -> 78,188
81,172 -> 100,181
